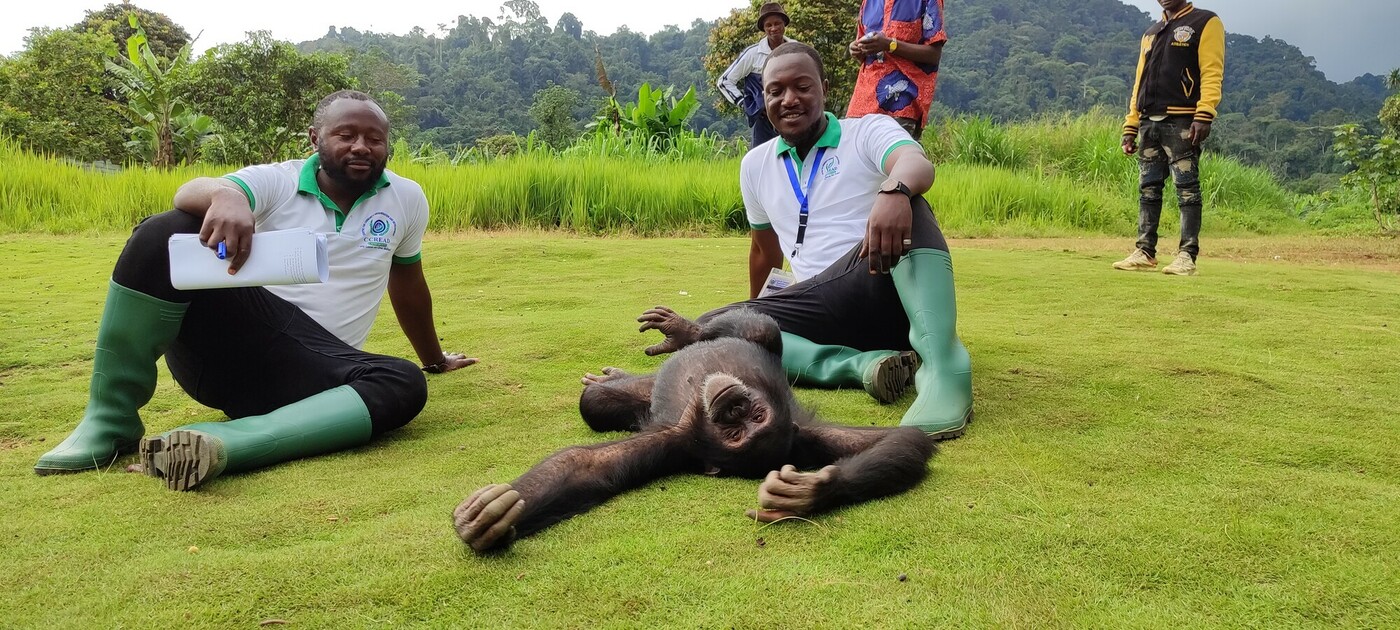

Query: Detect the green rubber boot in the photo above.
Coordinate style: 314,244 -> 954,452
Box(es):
138,385 -> 373,491
34,282 -> 187,475
780,332 -> 918,404
892,249 -> 974,439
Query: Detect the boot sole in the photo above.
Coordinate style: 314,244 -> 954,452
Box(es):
925,408 -> 975,442
140,431 -> 219,491
866,352 -> 920,404
1112,265 -> 1157,271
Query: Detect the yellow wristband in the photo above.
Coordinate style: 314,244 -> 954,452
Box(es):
889,39 -> 898,52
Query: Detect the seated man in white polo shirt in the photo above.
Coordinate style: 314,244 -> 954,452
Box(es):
644,43 -> 972,439
34,90 -> 475,489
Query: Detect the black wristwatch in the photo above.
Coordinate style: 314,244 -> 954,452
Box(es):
878,178 -> 913,198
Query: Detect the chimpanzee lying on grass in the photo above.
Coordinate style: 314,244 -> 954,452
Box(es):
453,307 -> 936,552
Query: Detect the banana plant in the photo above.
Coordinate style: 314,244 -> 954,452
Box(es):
587,82 -> 700,151
105,14 -> 215,167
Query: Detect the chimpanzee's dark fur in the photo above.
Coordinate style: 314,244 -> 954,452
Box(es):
488,308 -> 936,542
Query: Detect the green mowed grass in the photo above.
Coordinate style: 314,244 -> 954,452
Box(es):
0,234 -> 1396,627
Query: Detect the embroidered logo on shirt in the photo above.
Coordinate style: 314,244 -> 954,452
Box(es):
821,156 -> 841,179
360,212 -> 396,250
1173,26 -> 1196,43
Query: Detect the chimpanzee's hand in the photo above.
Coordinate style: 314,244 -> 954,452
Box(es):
746,464 -> 838,523
637,306 -> 702,356
453,484 -> 525,552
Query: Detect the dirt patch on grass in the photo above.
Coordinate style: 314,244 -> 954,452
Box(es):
951,236 -> 1400,272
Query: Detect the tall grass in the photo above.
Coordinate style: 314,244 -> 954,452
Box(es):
926,111 -> 1303,235
393,155 -> 744,234
1,112 -> 1308,236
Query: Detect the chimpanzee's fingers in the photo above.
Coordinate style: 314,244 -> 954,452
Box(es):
471,500 -> 525,552
644,342 -> 675,356
455,486 -> 491,523
461,484 -> 512,523
759,490 -> 807,512
465,489 -> 522,541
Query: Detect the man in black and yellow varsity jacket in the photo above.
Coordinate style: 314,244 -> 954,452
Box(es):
1114,0 -> 1224,277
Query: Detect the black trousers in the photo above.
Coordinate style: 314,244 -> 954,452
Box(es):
1136,115 -> 1203,260
112,210 -> 427,435
700,197 -> 949,351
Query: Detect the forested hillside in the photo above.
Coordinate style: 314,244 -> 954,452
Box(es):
297,0 -> 1386,182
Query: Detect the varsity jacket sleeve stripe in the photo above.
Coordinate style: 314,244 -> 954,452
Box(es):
1123,34 -> 1150,136
1194,16 -> 1225,123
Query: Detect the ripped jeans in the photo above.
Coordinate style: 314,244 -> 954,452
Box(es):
1136,115 -> 1202,260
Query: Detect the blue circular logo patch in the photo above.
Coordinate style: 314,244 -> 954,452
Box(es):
360,212 -> 397,250
876,71 -> 918,113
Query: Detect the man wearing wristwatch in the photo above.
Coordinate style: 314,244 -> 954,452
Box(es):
846,0 -> 947,140
651,43 -> 972,440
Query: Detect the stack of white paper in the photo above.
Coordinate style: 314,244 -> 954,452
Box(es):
168,228 -> 329,290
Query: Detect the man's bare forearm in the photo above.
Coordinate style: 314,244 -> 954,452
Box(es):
174,178 -> 246,218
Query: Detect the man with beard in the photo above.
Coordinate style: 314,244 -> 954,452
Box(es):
34,90 -> 476,490
662,43 -> 972,440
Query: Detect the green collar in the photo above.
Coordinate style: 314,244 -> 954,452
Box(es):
774,112 -> 841,173
297,154 -> 391,232
774,112 -> 842,156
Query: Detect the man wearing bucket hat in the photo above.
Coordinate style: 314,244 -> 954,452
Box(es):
717,2 -> 798,148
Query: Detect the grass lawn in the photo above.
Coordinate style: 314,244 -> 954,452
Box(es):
0,233 -> 1397,628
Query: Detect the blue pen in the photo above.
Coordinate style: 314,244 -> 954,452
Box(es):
217,241 -> 227,260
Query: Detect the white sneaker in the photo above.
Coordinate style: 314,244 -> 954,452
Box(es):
1112,248 -> 1157,271
1162,251 -> 1197,276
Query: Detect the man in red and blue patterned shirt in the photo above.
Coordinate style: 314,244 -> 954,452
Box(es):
846,0 -> 947,140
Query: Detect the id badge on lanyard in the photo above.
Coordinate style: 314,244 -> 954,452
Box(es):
782,147 -> 827,259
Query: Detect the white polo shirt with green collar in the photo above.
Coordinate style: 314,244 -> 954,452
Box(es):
224,155 -> 428,349
741,112 -> 920,281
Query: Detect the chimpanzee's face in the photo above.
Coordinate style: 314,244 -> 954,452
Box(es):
693,373 -> 796,477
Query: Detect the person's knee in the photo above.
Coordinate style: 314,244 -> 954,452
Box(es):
1139,184 -> 1165,200
113,210 -> 201,297
908,196 -> 949,252
355,357 -> 428,435
129,209 -> 202,249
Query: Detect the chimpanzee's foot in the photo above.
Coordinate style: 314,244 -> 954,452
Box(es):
582,366 -> 632,386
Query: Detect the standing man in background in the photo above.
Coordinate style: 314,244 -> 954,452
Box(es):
1114,0 -> 1224,276
847,0 -> 947,141
718,3 -> 795,148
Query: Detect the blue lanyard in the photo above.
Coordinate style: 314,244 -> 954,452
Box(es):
781,147 -> 826,259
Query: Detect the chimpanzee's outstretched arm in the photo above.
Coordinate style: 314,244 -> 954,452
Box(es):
454,427 -> 694,552
747,424 -> 936,522
639,306 -> 781,357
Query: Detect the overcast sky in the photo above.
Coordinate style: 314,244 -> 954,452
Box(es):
5,0 -> 1395,82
